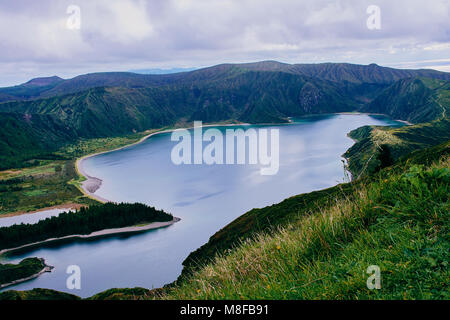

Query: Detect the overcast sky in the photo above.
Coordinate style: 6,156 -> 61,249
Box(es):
0,0 -> 449,86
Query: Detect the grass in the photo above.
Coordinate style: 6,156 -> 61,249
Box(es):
0,130 -> 161,216
180,182 -> 360,279
156,148 -> 449,300
0,160 -> 94,215
54,131 -> 156,159
0,288 -> 80,300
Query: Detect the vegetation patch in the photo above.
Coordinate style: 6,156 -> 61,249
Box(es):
0,258 -> 48,287
0,288 -> 80,301
0,203 -> 173,251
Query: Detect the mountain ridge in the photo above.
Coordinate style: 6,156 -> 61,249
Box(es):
0,61 -> 448,170
1,61 -> 449,103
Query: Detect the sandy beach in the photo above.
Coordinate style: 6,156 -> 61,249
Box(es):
0,217 -> 181,256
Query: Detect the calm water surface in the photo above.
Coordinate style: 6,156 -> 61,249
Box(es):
0,114 -> 403,297
0,208 -> 71,228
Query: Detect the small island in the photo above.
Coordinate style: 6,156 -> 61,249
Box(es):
0,203 -> 179,254
0,258 -> 53,289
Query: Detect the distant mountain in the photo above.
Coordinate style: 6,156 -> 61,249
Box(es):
0,71 -> 353,136
0,76 -> 64,103
22,76 -> 64,87
1,61 -> 449,103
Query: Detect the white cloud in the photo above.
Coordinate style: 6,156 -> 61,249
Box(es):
0,9 -> 89,61
304,2 -> 357,26
0,0 -> 449,86
85,0 -> 154,44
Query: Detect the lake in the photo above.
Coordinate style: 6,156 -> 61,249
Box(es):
0,208 -> 77,228
0,114 -> 404,297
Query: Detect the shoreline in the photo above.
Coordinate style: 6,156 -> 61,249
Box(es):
336,112 -> 413,125
0,217 -> 181,256
0,259 -> 54,289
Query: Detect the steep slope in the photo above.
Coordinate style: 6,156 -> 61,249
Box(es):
0,72 -> 353,142
0,112 -> 78,169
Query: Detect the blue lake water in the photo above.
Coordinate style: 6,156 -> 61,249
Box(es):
0,208 -> 71,228
0,114 -> 404,297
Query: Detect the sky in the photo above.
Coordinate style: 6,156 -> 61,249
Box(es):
0,0 -> 449,86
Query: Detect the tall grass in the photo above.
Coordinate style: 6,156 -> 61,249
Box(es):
160,157 -> 449,300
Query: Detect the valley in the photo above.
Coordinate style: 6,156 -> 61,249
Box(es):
0,61 -> 448,300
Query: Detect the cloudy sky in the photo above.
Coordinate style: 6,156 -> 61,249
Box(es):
0,0 -> 449,86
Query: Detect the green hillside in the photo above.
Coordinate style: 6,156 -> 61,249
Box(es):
0,288 -> 80,300
158,141 -> 449,300
361,78 -> 450,123
0,112 -> 78,170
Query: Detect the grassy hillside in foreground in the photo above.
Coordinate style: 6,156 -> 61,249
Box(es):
157,142 -> 449,300
344,118 -> 450,179
181,118 -> 450,279
180,182 -> 361,279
